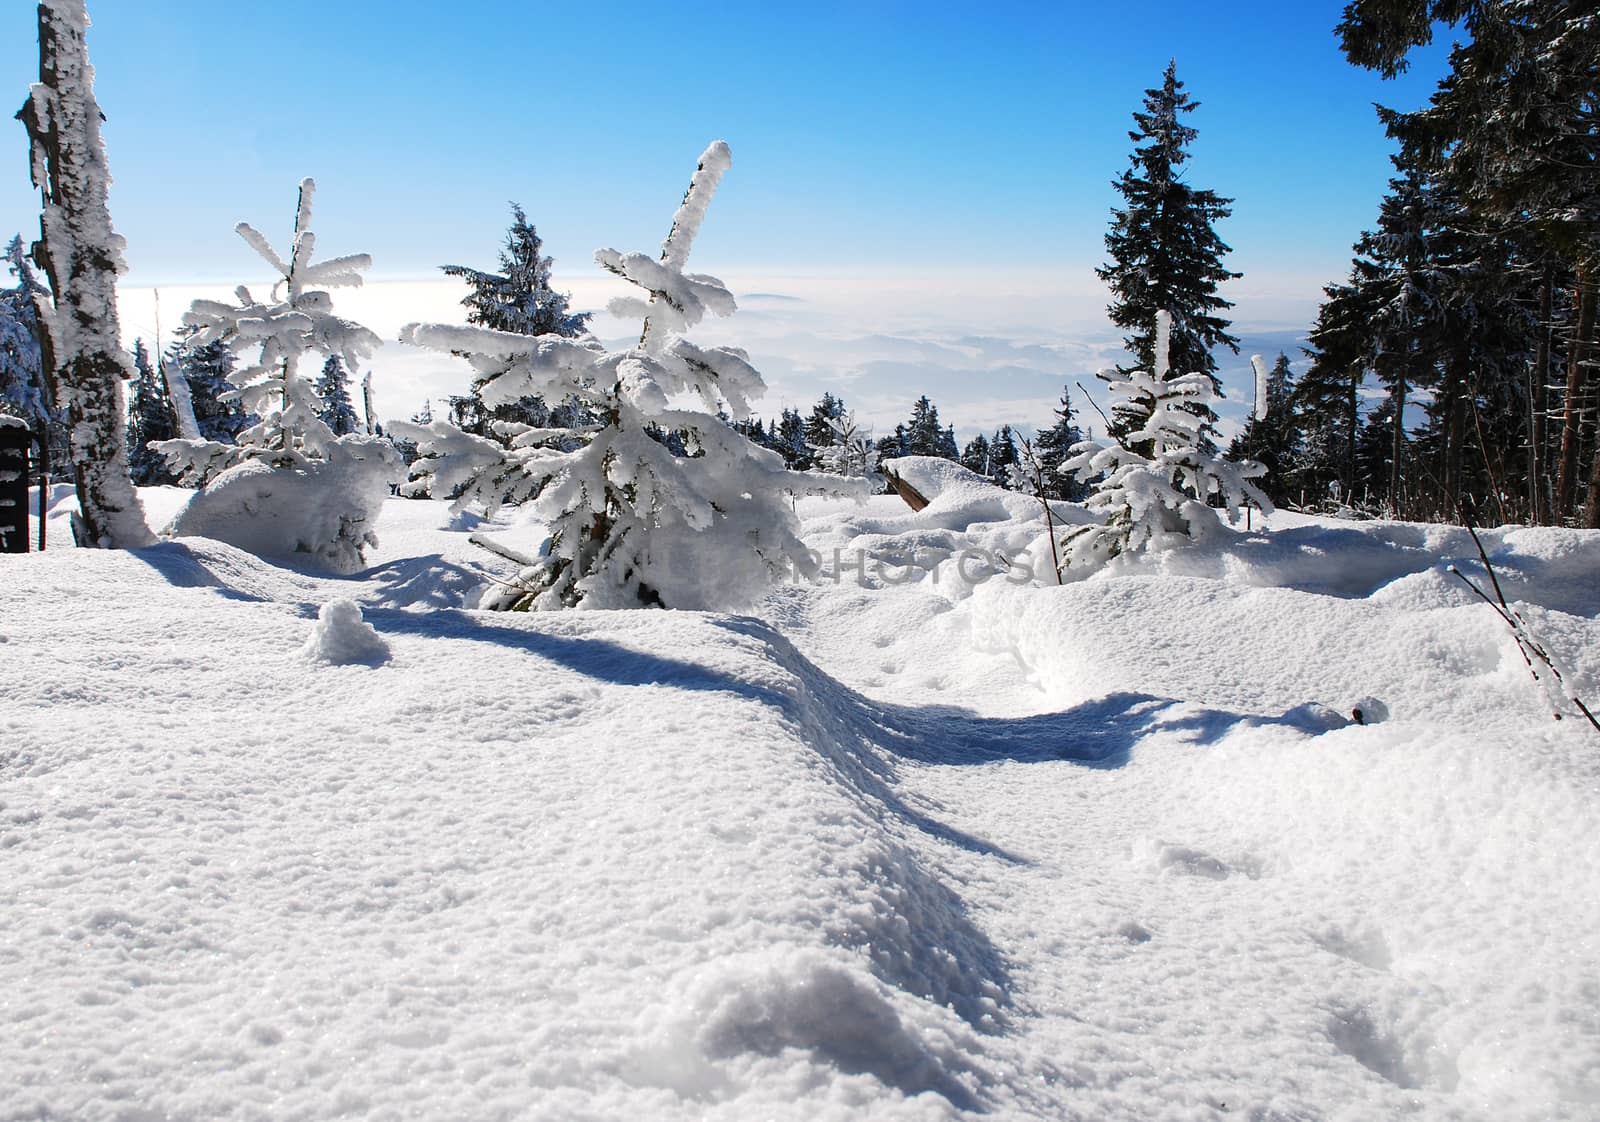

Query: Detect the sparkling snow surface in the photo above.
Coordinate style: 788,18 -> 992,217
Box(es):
3,480 -> 1598,1121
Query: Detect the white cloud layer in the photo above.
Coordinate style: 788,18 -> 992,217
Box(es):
117,268 -> 1316,447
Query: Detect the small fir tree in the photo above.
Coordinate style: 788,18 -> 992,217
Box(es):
125,339 -> 178,485
397,141 -> 866,611
804,392 -> 846,448
990,425 -> 1020,485
167,336 -> 252,444
1061,311 -> 1270,572
316,354 -> 361,436
775,407 -> 813,469
815,411 -> 878,478
904,396 -> 958,458
155,179 -> 400,571
1226,352 -> 1299,507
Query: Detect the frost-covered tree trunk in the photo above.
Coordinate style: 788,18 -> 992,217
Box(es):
17,0 -> 152,547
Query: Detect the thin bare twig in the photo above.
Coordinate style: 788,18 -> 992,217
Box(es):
1075,381 -> 1113,433
1447,510 -> 1600,733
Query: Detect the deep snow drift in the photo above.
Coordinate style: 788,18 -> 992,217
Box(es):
2,474 -> 1597,1121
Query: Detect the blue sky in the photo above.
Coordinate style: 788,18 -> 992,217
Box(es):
1,2 -> 1453,438
3,1 -> 1450,283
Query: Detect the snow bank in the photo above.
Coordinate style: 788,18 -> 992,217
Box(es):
4,486 -> 1598,1121
0,536 -> 1000,1120
169,441 -> 401,574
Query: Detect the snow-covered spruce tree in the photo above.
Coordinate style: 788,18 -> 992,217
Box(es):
315,354 -> 360,436
990,425 -> 1020,486
1060,311 -> 1270,572
1098,60 -> 1239,444
804,391 -> 845,449
125,339 -> 177,485
397,141 -> 867,610
960,432 -> 991,477
774,407 -> 812,469
18,0 -> 153,547
155,179 -> 400,572
1033,384 -> 1087,500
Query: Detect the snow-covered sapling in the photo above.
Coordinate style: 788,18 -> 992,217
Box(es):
1060,310 -> 1269,572
397,141 -> 867,610
1006,438 -> 1062,583
815,411 -> 879,480
155,180 -> 400,572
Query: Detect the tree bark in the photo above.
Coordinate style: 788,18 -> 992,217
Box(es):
1554,264 -> 1595,521
1584,425 -> 1600,528
1531,264 -> 1552,523
1345,366 -> 1360,499
1389,366 -> 1408,514
17,0 -> 152,547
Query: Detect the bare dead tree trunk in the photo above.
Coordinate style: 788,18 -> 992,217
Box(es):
16,0 -> 151,547
1531,264 -> 1552,523
1389,365 -> 1408,514
1345,365 -> 1360,498
1555,263 -> 1595,521
1584,424 -> 1600,528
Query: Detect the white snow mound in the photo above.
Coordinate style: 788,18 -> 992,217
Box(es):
302,598 -> 390,665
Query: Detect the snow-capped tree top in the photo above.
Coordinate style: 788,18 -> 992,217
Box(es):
660,140 -> 731,271
1251,354 -> 1269,421
183,180 -> 380,379
594,250 -> 737,345
233,179 -> 373,303
1154,308 -> 1172,379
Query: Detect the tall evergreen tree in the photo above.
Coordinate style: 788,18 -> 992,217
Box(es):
125,339 -> 178,485
1294,276 -> 1374,504
1098,61 -> 1239,440
1338,0 -> 1600,523
804,392 -> 846,448
775,407 -> 813,469
442,205 -> 591,442
1033,385 -> 1087,500
960,432 -> 991,476
989,425 -> 1021,485
903,396 -> 958,459
316,354 -> 361,437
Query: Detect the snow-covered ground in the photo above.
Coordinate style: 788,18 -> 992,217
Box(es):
4,475 -> 1598,1120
